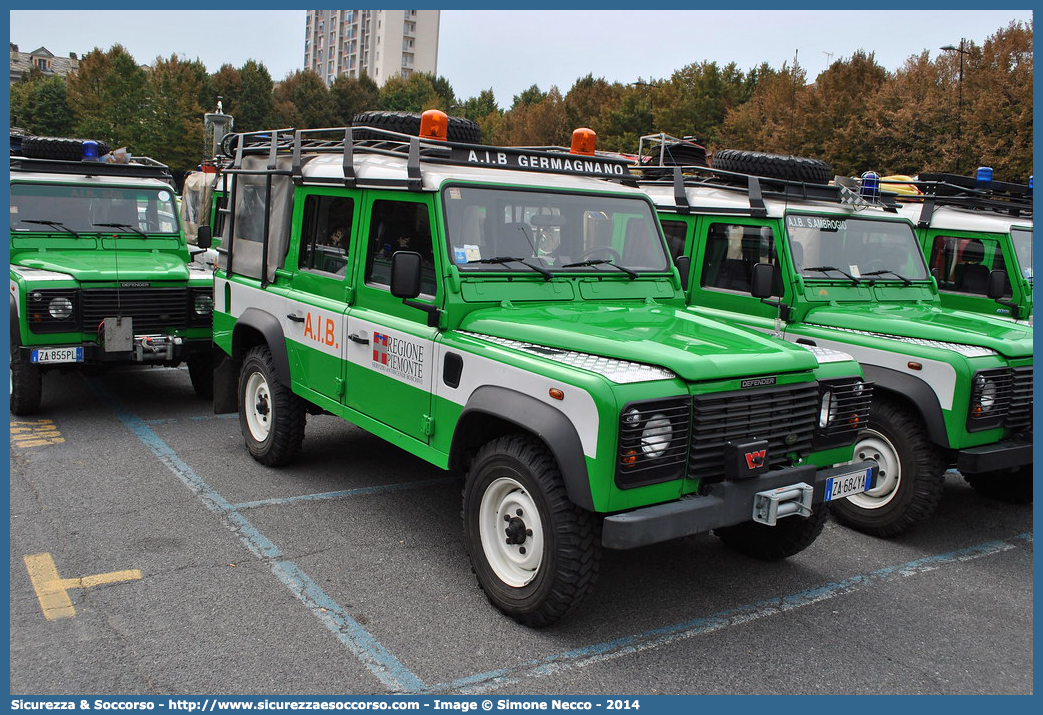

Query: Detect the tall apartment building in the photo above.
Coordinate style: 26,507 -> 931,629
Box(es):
304,10 -> 439,86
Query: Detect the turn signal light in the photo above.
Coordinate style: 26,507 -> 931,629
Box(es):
420,109 -> 448,141
571,128 -> 596,156
622,449 -> 638,467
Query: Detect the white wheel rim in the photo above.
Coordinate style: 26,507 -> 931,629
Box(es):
845,428 -> 902,510
244,370 -> 272,442
478,476 -> 544,588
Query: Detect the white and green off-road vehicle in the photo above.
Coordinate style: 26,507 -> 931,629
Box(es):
207,113 -> 876,625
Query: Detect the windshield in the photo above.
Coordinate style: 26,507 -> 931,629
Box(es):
10,183 -> 180,235
1010,228 -> 1032,283
442,186 -> 670,275
786,214 -> 928,281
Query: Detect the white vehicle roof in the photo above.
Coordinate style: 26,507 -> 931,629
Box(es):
640,181 -> 910,222
11,170 -> 173,190
896,202 -> 1032,233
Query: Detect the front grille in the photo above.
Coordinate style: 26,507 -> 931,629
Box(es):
1006,366 -> 1033,431
815,379 -> 874,449
967,367 -> 1015,432
690,382 -> 818,482
81,287 -> 188,334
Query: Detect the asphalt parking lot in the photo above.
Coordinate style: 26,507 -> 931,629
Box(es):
8,366 -> 1033,695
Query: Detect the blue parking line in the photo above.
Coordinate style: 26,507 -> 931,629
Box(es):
232,477 -> 458,511
87,378 -> 426,694
428,532 -> 1033,694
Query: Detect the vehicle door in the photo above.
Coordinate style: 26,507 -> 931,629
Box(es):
283,190 -> 358,404
925,231 -> 1020,316
345,192 -> 440,443
687,216 -> 786,329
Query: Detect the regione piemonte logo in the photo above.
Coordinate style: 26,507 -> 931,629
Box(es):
373,332 -> 389,365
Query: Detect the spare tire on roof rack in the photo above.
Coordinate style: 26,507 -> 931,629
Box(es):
351,110 -> 482,144
644,139 -> 709,169
21,136 -> 112,161
712,149 -> 832,185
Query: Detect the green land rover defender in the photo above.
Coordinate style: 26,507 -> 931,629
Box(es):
208,114 -> 875,626
10,137 -> 215,415
637,147 -> 1032,538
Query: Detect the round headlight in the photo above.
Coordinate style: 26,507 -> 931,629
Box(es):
194,293 -> 214,315
974,375 -> 997,412
624,408 -> 642,426
819,391 -> 839,429
640,413 -> 672,459
48,296 -> 73,320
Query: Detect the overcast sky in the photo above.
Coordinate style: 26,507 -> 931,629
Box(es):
8,9 -> 1033,109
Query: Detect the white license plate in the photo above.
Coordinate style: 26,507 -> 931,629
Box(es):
825,468 -> 873,501
30,347 -> 84,364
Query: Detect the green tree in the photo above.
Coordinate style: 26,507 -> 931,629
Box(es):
656,61 -> 763,148
512,84 -> 545,108
141,55 -> 208,173
11,74 -> 74,136
330,71 -> 380,124
378,72 -> 446,111
496,87 -> 569,146
235,60 -> 275,132
563,74 -> 621,134
66,44 -> 149,149
718,62 -> 810,157
272,70 -> 334,129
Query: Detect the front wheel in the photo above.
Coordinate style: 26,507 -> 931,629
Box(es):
830,399 -> 947,537
714,507 -> 828,561
10,352 -> 43,416
238,346 -> 306,466
964,466 -> 1033,504
462,434 -> 601,627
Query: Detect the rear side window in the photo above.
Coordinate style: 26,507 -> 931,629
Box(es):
929,235 -> 1010,296
701,223 -> 781,296
660,219 -> 688,260
299,195 -> 353,276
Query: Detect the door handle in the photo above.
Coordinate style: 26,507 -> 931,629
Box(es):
286,313 -> 305,323
348,333 -> 369,345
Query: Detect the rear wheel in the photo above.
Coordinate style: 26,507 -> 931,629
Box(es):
964,466 -> 1032,504
10,351 -> 42,416
462,434 -> 601,626
238,346 -> 305,466
714,508 -> 828,560
830,399 -> 947,537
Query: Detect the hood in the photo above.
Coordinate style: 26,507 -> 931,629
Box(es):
12,251 -> 190,282
804,303 -> 1033,358
459,302 -> 820,382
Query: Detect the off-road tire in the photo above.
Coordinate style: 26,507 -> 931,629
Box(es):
964,466 -> 1033,504
830,398 -> 947,537
187,354 -> 214,400
21,136 -> 111,161
462,433 -> 601,627
352,110 -> 482,144
714,506 -> 828,561
10,351 -> 42,416
238,346 -> 306,466
644,140 -> 709,170
712,149 -> 832,185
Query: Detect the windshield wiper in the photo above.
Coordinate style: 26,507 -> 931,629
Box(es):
561,259 -> 639,280
470,256 -> 553,280
21,219 -> 80,238
862,269 -> 912,286
93,222 -> 148,238
804,265 -> 862,285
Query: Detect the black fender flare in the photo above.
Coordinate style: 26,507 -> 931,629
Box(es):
861,364 -> 950,448
233,307 -> 291,386
452,385 -> 594,511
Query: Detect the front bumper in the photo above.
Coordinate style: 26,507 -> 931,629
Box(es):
602,460 -> 877,549
18,337 -> 211,366
956,437 -> 1032,475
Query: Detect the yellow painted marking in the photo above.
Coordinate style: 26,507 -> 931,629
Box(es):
10,418 -> 65,448
23,553 -> 142,620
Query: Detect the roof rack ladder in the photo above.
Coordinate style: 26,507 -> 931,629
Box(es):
747,175 -> 767,218
672,166 -> 691,214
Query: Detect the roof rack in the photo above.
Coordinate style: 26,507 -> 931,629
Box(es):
10,155 -> 174,182
634,164 -> 898,217
879,173 -> 1032,225
220,125 -> 635,192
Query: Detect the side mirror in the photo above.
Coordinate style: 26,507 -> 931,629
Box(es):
196,224 -> 213,249
751,262 -> 774,299
390,251 -> 422,299
986,269 -> 1006,300
674,255 -> 691,291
